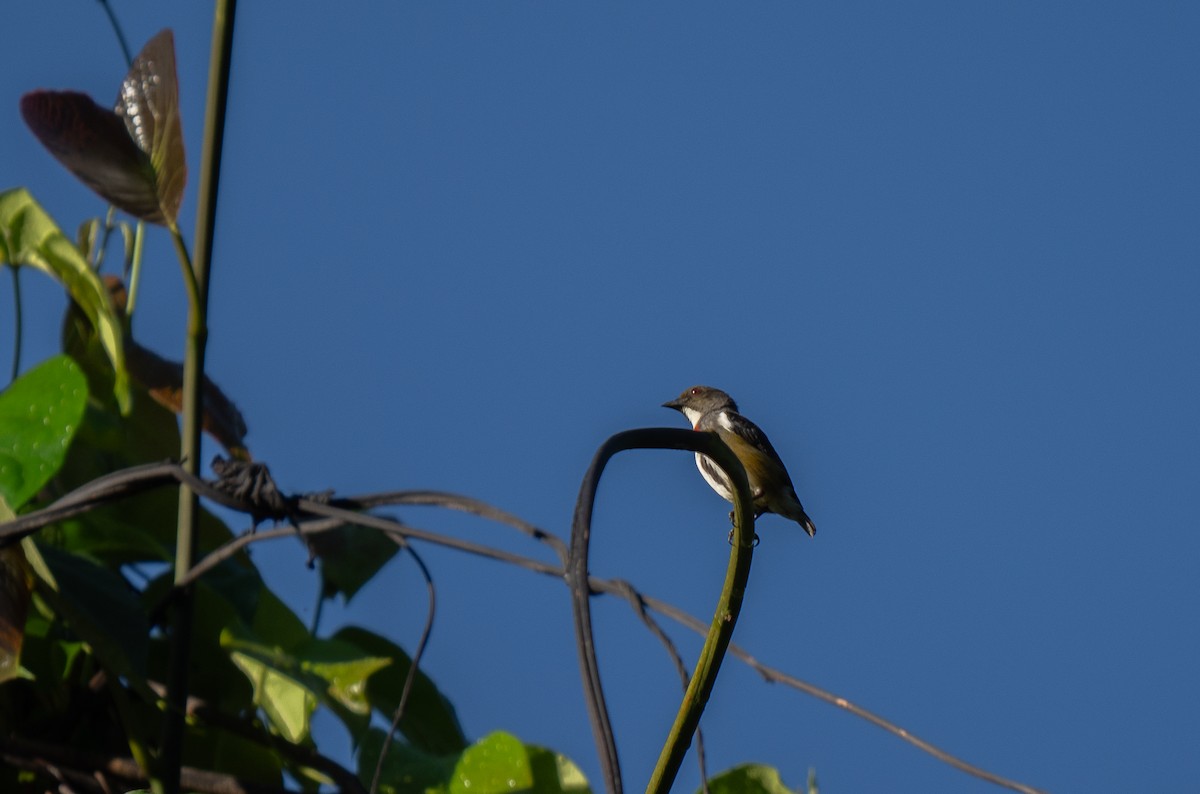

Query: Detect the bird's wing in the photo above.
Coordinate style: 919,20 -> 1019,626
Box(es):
710,411 -> 797,493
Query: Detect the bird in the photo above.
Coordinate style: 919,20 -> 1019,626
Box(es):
664,385 -> 816,537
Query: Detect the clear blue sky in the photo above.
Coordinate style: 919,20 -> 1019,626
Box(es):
4,3 -> 1199,792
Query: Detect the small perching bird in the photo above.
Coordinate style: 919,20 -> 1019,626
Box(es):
664,385 -> 816,537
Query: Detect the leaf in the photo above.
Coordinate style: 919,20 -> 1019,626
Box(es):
358,729 -> 456,794
20,29 -> 186,224
526,746 -> 590,794
124,332 -> 250,458
61,274 -> 250,459
450,732 -> 533,794
51,300 -> 246,564
0,498 -> 32,683
297,638 -> 392,716
359,730 -> 590,794
0,190 -> 130,411
313,523 -> 399,603
222,629 -> 392,745
25,541 -> 149,681
224,630 -> 318,744
117,29 -> 187,224
0,354 -> 88,509
19,91 -> 161,221
333,625 -> 467,755
450,732 -> 592,794
705,763 -> 799,794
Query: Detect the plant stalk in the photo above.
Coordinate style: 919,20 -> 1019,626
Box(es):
645,434 -> 755,793
568,428 -> 755,794
160,2 -> 237,792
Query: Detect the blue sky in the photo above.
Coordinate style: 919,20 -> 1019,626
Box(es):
4,3 -> 1199,792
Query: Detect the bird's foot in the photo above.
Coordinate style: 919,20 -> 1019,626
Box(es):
726,527 -> 760,547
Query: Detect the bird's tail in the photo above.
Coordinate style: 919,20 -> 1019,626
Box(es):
775,489 -> 816,537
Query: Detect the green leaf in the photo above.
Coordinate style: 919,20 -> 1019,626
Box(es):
224,629 -> 318,744
359,730 -> 590,794
222,629 -> 392,745
333,625 -> 467,754
450,732 -> 532,793
18,29 -> 186,225
45,347 -> 240,565
358,729 -> 456,794
25,541 -> 148,681
526,745 -> 590,794
21,611 -> 87,684
296,637 -> 392,716
249,587 -> 310,651
314,523 -> 400,603
0,189 -> 130,411
0,355 -> 88,509
705,763 -> 799,794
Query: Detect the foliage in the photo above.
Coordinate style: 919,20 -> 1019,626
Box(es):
0,19 -> 596,794
0,11 -> 804,794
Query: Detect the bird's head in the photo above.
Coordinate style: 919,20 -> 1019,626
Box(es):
663,385 -> 738,426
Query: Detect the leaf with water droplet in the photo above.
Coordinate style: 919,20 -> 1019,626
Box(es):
0,356 -> 88,509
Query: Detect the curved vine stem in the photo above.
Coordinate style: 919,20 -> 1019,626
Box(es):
568,427 -> 755,794
0,460 -> 1049,794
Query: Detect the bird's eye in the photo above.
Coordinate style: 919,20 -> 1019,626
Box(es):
691,387 -> 701,395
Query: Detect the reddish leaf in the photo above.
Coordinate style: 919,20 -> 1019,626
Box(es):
19,29 -> 186,225
116,29 -> 186,223
20,91 -> 162,221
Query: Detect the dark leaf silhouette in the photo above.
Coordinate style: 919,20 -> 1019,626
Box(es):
20,29 -> 186,225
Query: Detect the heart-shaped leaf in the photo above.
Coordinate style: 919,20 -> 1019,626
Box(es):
0,355 -> 88,509
358,730 -> 590,794
333,625 -> 467,754
20,29 -> 186,225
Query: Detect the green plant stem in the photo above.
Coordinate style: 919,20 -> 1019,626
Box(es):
7,266 -> 21,384
568,428 -> 755,794
125,220 -> 145,314
646,434 -> 755,794
160,2 -> 238,792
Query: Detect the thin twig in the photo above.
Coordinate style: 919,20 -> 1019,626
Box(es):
356,490 -> 568,565
1,461 -> 1050,794
371,541 -> 437,794
95,0 -> 134,66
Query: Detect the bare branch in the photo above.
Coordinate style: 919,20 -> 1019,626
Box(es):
1,460 -> 1050,794
355,490 -> 568,565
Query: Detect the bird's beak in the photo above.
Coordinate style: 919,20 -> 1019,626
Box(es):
662,399 -> 683,411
